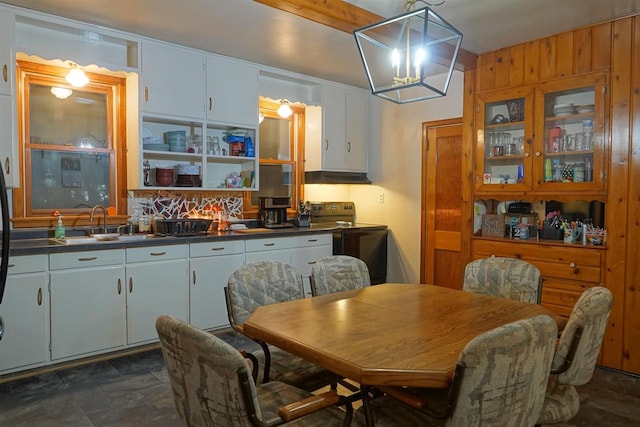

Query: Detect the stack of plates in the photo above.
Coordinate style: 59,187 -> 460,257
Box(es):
576,104 -> 595,114
175,174 -> 202,187
165,131 -> 187,152
553,103 -> 576,116
143,136 -> 169,151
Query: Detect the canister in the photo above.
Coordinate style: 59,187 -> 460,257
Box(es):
573,163 -> 585,182
549,126 -> 562,152
518,225 -> 529,240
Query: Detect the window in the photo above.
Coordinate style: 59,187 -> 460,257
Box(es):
244,98 -> 304,215
14,60 -> 127,228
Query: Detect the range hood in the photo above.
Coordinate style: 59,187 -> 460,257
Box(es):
305,171 -> 371,184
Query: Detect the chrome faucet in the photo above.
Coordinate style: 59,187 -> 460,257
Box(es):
90,204 -> 108,234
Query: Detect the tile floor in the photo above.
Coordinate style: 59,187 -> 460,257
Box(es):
1,330 -> 639,426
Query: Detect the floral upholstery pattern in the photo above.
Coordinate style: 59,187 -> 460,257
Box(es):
310,255 -> 371,296
463,257 -> 542,304
538,286 -> 613,424
355,315 -> 558,427
226,261 -> 341,391
156,314 -> 346,426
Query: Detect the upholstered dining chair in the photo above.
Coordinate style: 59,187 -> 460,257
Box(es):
310,255 -> 371,296
463,256 -> 542,304
225,261 -> 342,392
156,314 -> 352,427
536,286 -> 613,425
354,315 -> 558,427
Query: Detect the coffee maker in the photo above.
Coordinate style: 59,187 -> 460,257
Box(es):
259,197 -> 293,228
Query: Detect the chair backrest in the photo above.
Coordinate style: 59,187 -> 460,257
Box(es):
225,261 -> 304,327
463,256 -> 542,304
155,314 -> 261,427
310,255 -> 371,296
553,286 -> 613,386
447,315 -> 558,427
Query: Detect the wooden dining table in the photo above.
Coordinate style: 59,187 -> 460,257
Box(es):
243,283 -> 564,389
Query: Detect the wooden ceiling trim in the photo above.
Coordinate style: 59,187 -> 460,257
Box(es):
254,0 -> 477,70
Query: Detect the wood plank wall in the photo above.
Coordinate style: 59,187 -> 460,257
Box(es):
467,16 -> 640,374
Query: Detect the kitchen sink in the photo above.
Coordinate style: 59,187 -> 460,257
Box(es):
51,234 -> 160,245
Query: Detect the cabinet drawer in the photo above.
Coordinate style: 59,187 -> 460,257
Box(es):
7,254 -> 47,274
126,244 -> 188,263
245,237 -> 291,253
190,240 -> 244,258
541,279 -> 596,317
292,234 -> 332,248
50,249 -> 124,270
472,239 -> 602,282
472,239 -> 603,267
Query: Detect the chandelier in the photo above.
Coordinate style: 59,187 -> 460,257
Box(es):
354,0 -> 462,104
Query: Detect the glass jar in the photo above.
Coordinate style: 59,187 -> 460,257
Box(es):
582,120 -> 594,150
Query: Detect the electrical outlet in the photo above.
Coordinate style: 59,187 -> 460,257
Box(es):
379,193 -> 385,203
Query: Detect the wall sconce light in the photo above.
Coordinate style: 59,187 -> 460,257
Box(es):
277,100 -> 293,118
50,87 -> 73,99
354,1 -> 462,104
65,63 -> 89,87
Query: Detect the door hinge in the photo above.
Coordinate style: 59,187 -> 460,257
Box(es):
602,85 -> 608,95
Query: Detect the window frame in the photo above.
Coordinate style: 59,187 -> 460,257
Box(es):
13,60 -> 128,228
243,99 -> 305,217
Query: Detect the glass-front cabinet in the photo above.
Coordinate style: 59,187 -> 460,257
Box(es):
476,87 -> 534,193
534,73 -> 607,193
475,73 -> 607,197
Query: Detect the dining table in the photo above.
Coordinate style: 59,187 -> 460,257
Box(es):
243,283 -> 565,389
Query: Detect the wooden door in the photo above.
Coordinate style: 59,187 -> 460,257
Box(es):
421,120 -> 464,288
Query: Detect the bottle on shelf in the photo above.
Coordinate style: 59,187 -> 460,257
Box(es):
544,159 -> 553,182
582,120 -> 594,149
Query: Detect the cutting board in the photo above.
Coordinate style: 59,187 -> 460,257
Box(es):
233,227 -> 275,233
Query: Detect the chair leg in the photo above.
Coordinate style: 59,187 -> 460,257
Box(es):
258,341 -> 272,384
360,385 -> 375,427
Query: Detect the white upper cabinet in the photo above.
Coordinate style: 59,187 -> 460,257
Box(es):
306,84 -> 368,173
206,55 -> 258,126
0,10 -> 13,96
141,42 -> 205,118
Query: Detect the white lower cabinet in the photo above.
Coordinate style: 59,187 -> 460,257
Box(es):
189,240 -> 244,330
0,255 -> 48,373
49,250 -> 126,360
125,245 -> 189,345
245,237 -> 292,264
290,234 -> 332,297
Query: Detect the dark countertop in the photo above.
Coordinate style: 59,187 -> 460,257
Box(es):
7,225 -> 338,256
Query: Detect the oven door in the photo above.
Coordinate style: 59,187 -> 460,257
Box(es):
333,227 -> 388,285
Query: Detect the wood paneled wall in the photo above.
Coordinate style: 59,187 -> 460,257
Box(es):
468,16 -> 640,374
476,23 -> 612,92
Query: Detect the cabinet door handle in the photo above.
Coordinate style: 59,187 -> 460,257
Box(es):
524,152 -> 530,158
78,256 -> 98,262
263,243 -> 275,247
117,279 -> 122,295
144,86 -> 149,102
535,151 -> 541,157
210,247 -> 225,251
307,239 -> 318,242
7,263 -> 15,268
308,261 -> 316,265
347,141 -> 351,152
129,277 -> 133,293
569,262 -> 576,268
209,97 -> 213,111
37,288 -> 43,306
2,64 -> 6,82
150,251 -> 166,256
4,157 -> 9,175
325,139 -> 329,150
192,271 -> 196,285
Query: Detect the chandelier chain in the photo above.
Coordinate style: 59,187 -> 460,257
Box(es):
404,0 -> 446,12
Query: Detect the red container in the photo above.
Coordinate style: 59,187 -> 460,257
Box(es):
229,142 -> 244,156
548,127 -> 562,152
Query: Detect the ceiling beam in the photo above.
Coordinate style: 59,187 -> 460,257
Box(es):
254,0 -> 477,71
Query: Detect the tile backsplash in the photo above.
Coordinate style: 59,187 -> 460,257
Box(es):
128,191 -> 243,219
